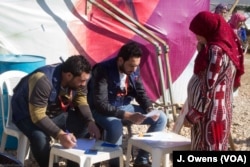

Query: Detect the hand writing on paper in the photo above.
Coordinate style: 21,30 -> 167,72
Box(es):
58,130 -> 77,148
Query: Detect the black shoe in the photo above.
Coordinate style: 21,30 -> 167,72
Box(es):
133,162 -> 151,167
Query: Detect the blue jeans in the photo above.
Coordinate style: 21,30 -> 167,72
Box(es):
92,104 -> 167,165
15,110 -> 89,167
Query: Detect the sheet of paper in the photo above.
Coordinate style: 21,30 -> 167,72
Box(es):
144,109 -> 161,117
75,138 -> 96,150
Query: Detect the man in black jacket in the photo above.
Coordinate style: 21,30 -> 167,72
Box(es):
88,42 -> 167,167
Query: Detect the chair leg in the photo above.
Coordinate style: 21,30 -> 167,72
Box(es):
126,125 -> 134,161
126,139 -> 133,167
25,146 -> 30,160
17,135 -> 29,164
0,133 -> 7,152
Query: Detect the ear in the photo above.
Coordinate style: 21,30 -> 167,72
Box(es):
117,57 -> 124,65
65,72 -> 73,80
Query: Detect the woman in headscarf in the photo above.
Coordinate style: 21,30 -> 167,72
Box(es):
214,3 -> 228,20
229,12 -> 247,32
185,11 -> 244,151
228,12 -> 248,53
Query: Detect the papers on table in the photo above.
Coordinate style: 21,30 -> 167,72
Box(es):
144,109 -> 161,117
75,138 -> 96,150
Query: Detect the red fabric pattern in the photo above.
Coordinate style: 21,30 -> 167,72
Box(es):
187,45 -> 233,151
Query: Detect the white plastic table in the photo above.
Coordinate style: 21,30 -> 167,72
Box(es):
125,131 -> 191,167
49,140 -> 123,167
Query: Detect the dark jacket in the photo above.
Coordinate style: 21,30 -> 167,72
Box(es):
12,64 -> 93,138
12,64 -> 62,123
88,58 -> 152,119
12,64 -> 92,123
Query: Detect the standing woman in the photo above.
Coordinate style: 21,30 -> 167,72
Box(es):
228,12 -> 247,34
185,11 -> 244,151
228,12 -> 248,53
214,3 -> 228,20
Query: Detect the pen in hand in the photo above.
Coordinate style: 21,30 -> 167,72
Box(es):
66,130 -> 77,148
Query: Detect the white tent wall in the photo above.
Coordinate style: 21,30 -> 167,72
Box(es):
0,0 -> 79,64
168,53 -> 196,104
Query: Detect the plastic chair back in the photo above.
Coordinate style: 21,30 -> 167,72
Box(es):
0,70 -> 27,133
0,70 -> 29,163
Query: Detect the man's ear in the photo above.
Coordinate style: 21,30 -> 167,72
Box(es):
64,72 -> 73,81
117,57 -> 124,65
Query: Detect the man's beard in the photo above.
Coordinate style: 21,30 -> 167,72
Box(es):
119,63 -> 129,75
67,78 -> 78,90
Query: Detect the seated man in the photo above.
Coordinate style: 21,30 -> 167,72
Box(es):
12,55 -> 100,167
88,41 -> 167,167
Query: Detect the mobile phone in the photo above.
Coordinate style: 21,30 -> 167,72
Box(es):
101,142 -> 117,148
84,149 -> 98,155
143,134 -> 152,137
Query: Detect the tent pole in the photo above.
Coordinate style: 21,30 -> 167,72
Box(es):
162,47 -> 177,121
88,0 -> 157,46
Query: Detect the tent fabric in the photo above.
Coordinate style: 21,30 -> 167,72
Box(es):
0,0 -> 209,104
71,0 -> 209,102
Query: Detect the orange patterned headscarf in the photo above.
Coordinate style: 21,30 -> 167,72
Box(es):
189,11 -> 244,87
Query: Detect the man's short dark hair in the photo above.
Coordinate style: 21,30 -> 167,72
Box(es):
62,55 -> 91,76
117,41 -> 143,61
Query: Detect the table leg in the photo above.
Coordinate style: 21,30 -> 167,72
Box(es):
119,154 -> 124,167
163,153 -> 170,167
151,148 -> 163,167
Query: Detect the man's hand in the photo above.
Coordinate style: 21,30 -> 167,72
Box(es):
124,112 -> 146,124
197,42 -> 205,52
88,121 -> 101,139
58,130 -> 77,148
233,86 -> 239,92
183,118 -> 192,128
